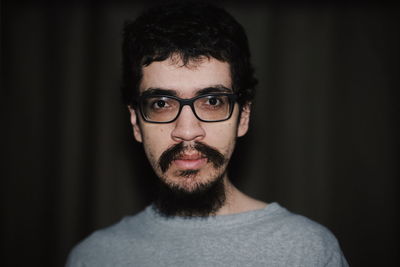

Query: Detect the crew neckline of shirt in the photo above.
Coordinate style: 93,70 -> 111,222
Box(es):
142,202 -> 286,229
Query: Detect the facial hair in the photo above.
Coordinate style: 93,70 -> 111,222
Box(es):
153,171 -> 226,217
158,141 -> 225,173
153,141 -> 227,217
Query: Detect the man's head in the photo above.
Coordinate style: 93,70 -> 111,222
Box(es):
122,2 -> 257,217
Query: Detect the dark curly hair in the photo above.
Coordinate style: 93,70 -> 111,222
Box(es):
121,1 -> 257,108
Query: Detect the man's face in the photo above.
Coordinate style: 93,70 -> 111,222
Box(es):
129,56 -> 250,197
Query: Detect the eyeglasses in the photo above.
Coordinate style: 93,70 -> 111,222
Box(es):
138,93 -> 237,123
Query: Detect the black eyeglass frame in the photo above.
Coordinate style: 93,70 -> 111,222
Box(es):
137,93 -> 238,124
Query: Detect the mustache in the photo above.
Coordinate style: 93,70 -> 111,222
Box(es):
158,141 -> 226,173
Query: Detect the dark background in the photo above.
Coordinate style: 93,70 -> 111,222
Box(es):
2,0 -> 398,266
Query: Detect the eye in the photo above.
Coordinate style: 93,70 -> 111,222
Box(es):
196,95 -> 229,111
206,96 -> 223,106
154,100 -> 166,108
150,98 -> 171,109
207,97 -> 219,105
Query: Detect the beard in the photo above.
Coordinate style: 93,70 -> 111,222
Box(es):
153,141 -> 227,217
153,171 -> 226,217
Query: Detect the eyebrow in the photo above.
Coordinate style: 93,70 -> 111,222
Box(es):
140,85 -> 233,97
195,85 -> 233,96
140,88 -> 178,97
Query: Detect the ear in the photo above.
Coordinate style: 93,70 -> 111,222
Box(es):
128,106 -> 143,143
237,103 -> 251,137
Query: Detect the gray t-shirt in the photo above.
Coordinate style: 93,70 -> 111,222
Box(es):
66,203 -> 348,266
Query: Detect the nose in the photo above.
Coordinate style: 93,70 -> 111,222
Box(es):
171,105 -> 206,142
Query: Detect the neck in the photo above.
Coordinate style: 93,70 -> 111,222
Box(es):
215,176 -> 267,216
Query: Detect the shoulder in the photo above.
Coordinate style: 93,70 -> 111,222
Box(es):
265,204 -> 348,266
66,208 -> 149,267
277,208 -> 337,244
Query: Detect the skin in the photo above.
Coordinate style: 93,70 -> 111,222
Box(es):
128,55 -> 266,215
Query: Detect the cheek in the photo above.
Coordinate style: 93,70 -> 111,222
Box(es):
141,126 -> 172,161
203,121 -> 238,154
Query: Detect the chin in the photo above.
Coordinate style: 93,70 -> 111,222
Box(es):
153,170 -> 227,217
164,168 -> 222,192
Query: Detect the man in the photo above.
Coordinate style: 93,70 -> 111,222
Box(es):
67,2 -> 348,266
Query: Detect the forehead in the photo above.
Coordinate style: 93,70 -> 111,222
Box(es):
139,56 -> 232,96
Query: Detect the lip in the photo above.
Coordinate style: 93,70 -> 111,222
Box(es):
173,154 -> 207,169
